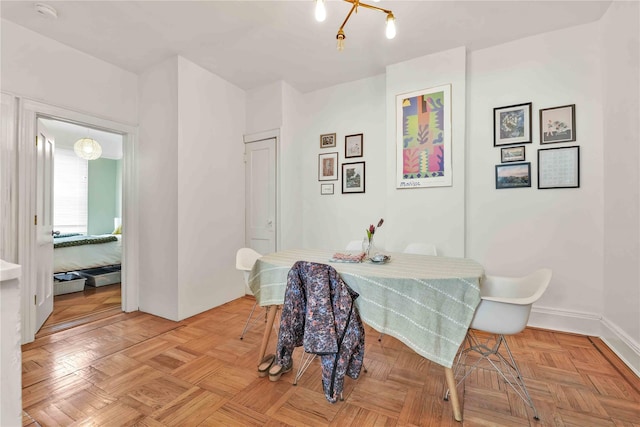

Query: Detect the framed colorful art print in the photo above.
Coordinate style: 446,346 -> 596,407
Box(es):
396,84 -> 452,188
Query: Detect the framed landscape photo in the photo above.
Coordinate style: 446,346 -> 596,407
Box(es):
396,84 -> 452,188
318,152 -> 338,181
501,146 -> 526,163
320,183 -> 334,195
320,133 -> 336,148
345,133 -> 363,158
540,104 -> 576,144
495,162 -> 531,189
538,146 -> 580,189
494,102 -> 532,146
342,161 -> 365,193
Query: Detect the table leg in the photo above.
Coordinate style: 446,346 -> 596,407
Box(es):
257,305 -> 279,366
444,367 -> 462,421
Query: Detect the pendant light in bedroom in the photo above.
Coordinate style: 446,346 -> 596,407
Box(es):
74,128 -> 102,160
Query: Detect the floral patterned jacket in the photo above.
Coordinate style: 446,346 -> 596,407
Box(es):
275,261 -> 365,403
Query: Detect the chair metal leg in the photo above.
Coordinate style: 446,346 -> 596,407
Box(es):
445,330 -> 539,420
240,301 -> 261,339
293,351 -> 317,385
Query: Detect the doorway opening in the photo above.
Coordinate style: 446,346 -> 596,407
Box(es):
37,117 -> 124,336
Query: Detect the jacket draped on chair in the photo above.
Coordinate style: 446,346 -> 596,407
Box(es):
275,261 -> 365,403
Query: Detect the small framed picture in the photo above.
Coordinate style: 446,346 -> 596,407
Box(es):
494,102 -> 532,146
320,183 -> 334,195
540,104 -> 576,144
538,146 -> 580,189
495,162 -> 531,189
342,161 -> 365,193
320,133 -> 336,148
318,152 -> 338,181
345,133 -> 363,158
501,146 -> 526,163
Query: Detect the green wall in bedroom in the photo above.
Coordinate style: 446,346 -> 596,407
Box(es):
87,158 -> 121,235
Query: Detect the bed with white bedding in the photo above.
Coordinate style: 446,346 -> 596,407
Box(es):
53,234 -> 122,273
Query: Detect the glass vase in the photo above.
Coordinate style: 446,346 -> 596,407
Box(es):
362,236 -> 375,259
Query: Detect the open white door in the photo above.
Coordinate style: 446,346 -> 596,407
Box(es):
245,137 -> 277,255
35,119 -> 54,331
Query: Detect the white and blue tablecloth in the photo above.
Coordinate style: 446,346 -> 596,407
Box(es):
248,249 -> 484,368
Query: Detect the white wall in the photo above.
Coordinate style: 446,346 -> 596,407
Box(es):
177,57 -> 246,319
297,48 -> 467,255
466,23 -> 604,332
385,47 -> 467,256
138,56 -> 247,321
280,81 -> 304,250
138,57 -> 180,320
0,20 -> 138,125
301,75 -> 388,250
245,81 -> 283,136
601,1 -> 640,373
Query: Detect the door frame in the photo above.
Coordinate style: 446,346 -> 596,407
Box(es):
243,128 -> 280,252
18,98 -> 139,343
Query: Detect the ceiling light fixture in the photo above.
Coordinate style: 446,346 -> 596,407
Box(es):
315,0 -> 396,51
74,134 -> 102,161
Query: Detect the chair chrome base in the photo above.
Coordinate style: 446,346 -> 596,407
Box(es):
293,351 -> 317,386
445,330 -> 539,420
240,302 -> 272,340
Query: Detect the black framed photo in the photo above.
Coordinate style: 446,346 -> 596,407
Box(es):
320,133 -> 336,148
538,146 -> 580,189
495,162 -> 531,189
342,161 -> 365,193
320,183 -> 334,195
540,104 -> 576,144
501,146 -> 526,163
494,102 -> 532,146
345,133 -> 363,158
318,152 -> 338,181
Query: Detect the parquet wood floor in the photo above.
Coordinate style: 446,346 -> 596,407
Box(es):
37,283 -> 122,338
22,296 -> 640,426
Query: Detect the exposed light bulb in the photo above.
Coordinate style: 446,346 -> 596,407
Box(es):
315,0 -> 326,22
385,13 -> 396,39
336,30 -> 345,51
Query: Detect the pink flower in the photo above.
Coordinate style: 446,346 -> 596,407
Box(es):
366,218 -> 384,241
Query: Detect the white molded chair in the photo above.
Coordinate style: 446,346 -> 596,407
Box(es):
236,248 -> 263,339
403,243 -> 438,256
445,268 -> 552,420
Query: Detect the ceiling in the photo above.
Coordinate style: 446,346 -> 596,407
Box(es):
1,1 -> 612,94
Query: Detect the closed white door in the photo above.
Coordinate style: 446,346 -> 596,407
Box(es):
35,119 -> 55,330
245,137 -> 276,255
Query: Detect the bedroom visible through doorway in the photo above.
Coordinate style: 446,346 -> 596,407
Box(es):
39,118 -> 124,333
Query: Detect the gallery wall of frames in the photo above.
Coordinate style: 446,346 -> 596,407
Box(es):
493,103 -> 579,190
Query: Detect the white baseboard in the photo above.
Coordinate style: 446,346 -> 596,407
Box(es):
600,316 -> 640,377
528,306 -> 640,377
